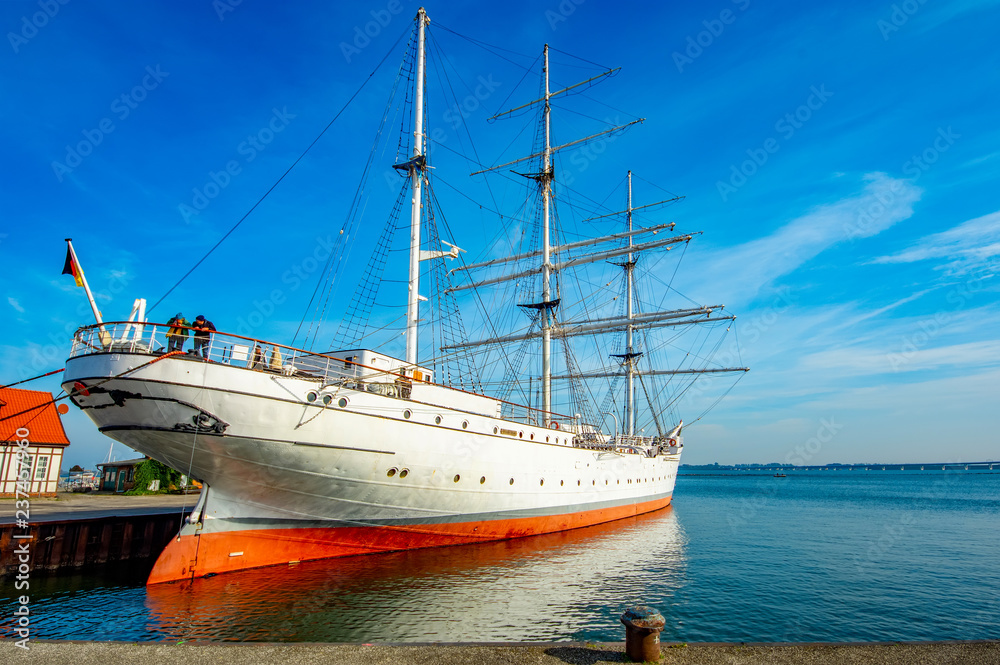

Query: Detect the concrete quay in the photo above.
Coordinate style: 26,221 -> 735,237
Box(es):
2,641 -> 997,664
0,492 -> 196,575
0,491 -> 199,523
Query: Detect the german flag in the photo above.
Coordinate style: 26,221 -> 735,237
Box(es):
62,245 -> 84,287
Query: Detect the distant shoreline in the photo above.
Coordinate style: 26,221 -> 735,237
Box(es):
681,462 -> 998,473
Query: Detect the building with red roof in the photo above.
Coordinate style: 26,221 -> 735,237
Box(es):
0,387 -> 71,496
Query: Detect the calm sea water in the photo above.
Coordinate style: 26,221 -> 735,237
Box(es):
3,469 -> 998,642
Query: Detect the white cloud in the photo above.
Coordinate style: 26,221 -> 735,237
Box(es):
683,173 -> 922,303
801,340 -> 1000,375
824,288 -> 936,335
871,209 -> 1000,276
7,297 -> 25,313
960,151 -> 1000,169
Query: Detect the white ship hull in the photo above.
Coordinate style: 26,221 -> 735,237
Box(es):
63,343 -> 680,583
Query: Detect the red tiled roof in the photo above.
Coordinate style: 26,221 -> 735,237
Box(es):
0,387 -> 71,446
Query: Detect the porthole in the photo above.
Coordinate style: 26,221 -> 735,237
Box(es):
338,397 -> 348,408
577,480 -> 581,486
560,480 -> 564,486
399,469 -> 409,478
519,431 -> 523,438
306,391 -> 318,403
493,426 -> 499,434
453,474 -> 461,483
480,476 -> 486,484
530,432 -> 534,440
403,409 -> 412,419
322,394 -> 333,406
463,420 -> 469,429
387,468 -> 397,477
592,480 -> 596,486
509,478 -> 514,485
435,415 -> 442,425
546,436 -> 550,442
540,478 -> 544,486
605,480 -> 608,485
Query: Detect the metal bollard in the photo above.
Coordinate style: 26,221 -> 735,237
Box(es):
620,605 -> 666,662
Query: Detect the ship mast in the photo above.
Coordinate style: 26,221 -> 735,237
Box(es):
624,171 -> 636,436
540,44 -> 554,425
465,48 -> 628,425
458,51 -> 745,429
405,7 -> 429,366
447,46 -> 749,435
608,173 -> 650,437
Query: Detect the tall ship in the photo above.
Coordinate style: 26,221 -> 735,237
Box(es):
62,8 -> 746,583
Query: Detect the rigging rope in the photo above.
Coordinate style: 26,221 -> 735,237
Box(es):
296,28 -> 417,349
332,184 -> 408,349
148,27 -> 408,316
0,368 -> 64,390
0,351 -> 186,425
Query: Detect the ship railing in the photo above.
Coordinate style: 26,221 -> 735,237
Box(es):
583,434 -> 681,457
493,401 -> 593,431
612,434 -> 658,447
69,321 -> 375,385
69,321 -> 584,426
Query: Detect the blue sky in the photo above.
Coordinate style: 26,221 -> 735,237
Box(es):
2,0 -> 998,469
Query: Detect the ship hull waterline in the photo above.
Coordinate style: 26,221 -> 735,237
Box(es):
149,495 -> 672,584
63,350 -> 681,584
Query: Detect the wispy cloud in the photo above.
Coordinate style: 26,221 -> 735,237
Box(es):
800,340 -> 1000,375
824,288 -> 937,335
7,297 -> 25,313
871,210 -> 1000,276
960,151 -> 1000,169
686,173 -> 921,303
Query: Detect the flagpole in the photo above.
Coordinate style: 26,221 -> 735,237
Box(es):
65,238 -> 104,325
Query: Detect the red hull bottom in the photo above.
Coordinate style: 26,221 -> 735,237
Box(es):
148,495 -> 672,584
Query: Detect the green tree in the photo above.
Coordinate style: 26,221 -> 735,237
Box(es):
125,459 -> 183,495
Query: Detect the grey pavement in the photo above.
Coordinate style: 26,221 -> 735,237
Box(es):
0,492 -> 199,524
1,641 -> 997,664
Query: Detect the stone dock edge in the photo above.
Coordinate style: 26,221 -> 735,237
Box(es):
2,640 -> 998,664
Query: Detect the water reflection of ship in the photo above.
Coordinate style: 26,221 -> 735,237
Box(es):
145,506 -> 686,642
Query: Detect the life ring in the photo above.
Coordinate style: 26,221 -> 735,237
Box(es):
550,422 -> 560,430
668,438 -> 678,447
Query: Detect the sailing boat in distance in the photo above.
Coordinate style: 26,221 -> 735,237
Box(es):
61,8 -> 747,583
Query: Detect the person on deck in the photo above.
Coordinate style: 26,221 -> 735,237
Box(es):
165,313 -> 189,353
191,315 -> 217,358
